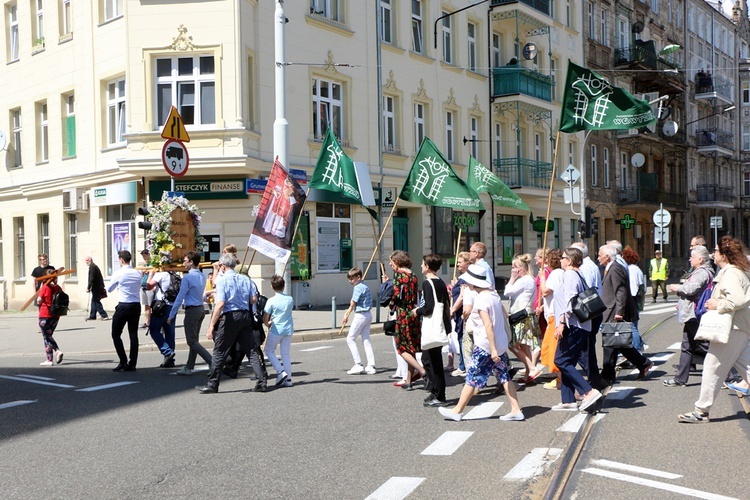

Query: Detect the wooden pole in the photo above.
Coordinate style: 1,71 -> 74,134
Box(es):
247,249 -> 257,268
363,198 -> 400,279
453,226 -> 462,280
289,187 -> 311,256
542,130 -> 562,256
239,246 -> 250,272
369,211 -> 384,277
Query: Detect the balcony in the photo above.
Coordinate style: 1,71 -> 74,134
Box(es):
697,184 -> 735,205
493,157 -> 553,189
616,187 -> 687,208
491,66 -> 552,102
491,0 -> 549,16
695,72 -> 733,104
614,42 -> 684,93
696,128 -> 734,155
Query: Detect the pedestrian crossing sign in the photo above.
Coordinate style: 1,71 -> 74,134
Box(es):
160,106 -> 190,142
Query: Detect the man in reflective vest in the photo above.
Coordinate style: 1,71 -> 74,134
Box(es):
649,250 -> 669,303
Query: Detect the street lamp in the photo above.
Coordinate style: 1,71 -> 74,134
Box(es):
684,105 -> 735,127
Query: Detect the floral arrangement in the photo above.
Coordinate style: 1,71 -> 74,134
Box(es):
144,193 -> 205,267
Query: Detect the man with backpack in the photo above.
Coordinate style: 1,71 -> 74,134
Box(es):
37,269 -> 66,366
145,268 -> 182,368
663,246 -> 714,387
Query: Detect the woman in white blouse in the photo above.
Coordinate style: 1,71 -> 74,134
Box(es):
504,253 -> 540,383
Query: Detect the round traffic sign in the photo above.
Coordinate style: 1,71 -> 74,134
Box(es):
653,208 -> 671,227
161,139 -> 189,178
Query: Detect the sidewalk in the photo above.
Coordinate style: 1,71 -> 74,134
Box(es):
0,305 -> 389,358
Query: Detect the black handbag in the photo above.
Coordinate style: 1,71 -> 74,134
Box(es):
383,309 -> 397,336
601,321 -> 634,348
570,272 -> 606,322
508,309 -> 529,327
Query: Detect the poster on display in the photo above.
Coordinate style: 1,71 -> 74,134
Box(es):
112,222 -> 132,272
317,221 -> 340,271
289,214 -> 311,280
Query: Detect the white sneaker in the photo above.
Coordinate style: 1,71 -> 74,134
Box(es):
451,368 -> 466,377
54,351 -> 64,365
551,402 -> 579,411
364,365 -> 377,375
282,379 -> 293,387
347,364 -> 364,375
275,371 -> 289,386
176,367 -> 193,376
40,360 -> 53,366
438,406 -> 462,422
579,389 -> 603,412
499,412 -> 525,421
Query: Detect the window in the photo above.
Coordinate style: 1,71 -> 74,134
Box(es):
104,0 -> 123,21
491,33 -> 502,68
467,22 -> 477,72
63,93 -> 76,157
550,59 -> 557,100
588,3 -> 594,40
495,122 -> 503,159
11,108 -> 22,168
497,215 -> 523,264
37,101 -> 48,162
8,3 -> 19,61
0,221 -> 3,278
618,17 -> 629,49
38,214 -> 49,258
568,142 -> 575,166
60,0 -> 72,37
383,95 -> 397,153
590,145 -> 598,186
312,77 -> 343,141
566,0 -> 572,28
315,203 -> 351,273
414,102 -> 425,152
743,124 -> 750,151
442,13 -> 452,64
380,0 -> 392,44
534,133 -> 541,162
310,0 -> 342,22
34,0 -> 44,44
156,56 -> 215,127
651,0 -> 659,14
247,55 -> 256,130
14,217 -> 24,279
621,152 -> 628,189
66,214 -> 77,278
744,172 -> 750,197
603,147 -> 610,188
600,9 -> 609,46
106,78 -> 126,146
743,82 -> 750,105
105,204 -> 135,276
411,0 -> 423,54
469,116 -> 479,159
445,111 -> 454,161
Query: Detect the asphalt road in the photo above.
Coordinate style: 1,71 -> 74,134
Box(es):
0,300 -> 748,499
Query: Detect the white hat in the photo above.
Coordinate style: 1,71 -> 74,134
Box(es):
460,264 -> 491,289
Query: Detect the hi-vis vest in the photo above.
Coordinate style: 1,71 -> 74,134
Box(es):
650,258 -> 668,280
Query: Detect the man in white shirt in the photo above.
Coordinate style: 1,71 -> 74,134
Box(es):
107,250 -> 143,372
470,242 -> 495,290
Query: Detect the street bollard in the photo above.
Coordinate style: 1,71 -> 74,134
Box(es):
331,296 -> 337,329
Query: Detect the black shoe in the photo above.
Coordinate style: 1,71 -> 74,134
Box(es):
508,367 -> 520,380
112,363 -> 126,372
196,385 -> 218,394
423,396 -> 448,407
223,369 -> 238,379
160,353 -> 176,368
253,385 -> 267,393
124,364 -> 136,372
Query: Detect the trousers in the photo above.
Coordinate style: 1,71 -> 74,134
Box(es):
206,311 -> 256,390
183,306 -> 211,369
112,302 -> 141,367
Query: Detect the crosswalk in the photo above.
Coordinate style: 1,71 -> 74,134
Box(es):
639,300 -> 678,316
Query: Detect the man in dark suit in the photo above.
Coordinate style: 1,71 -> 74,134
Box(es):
598,244 -> 653,386
85,256 -> 109,320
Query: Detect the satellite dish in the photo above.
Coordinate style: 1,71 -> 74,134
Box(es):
522,42 -> 537,61
662,121 -> 678,137
632,21 -> 644,34
631,153 -> 645,168
0,130 -> 6,151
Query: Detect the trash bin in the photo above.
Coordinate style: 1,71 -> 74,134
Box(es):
292,281 -> 313,309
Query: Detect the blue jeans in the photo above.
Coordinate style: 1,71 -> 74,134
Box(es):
89,295 -> 108,319
631,320 -> 643,352
148,312 -> 175,356
555,325 -> 593,404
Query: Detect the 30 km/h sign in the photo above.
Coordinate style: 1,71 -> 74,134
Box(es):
162,139 -> 189,177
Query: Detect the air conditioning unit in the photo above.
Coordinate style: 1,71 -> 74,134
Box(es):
62,188 -> 88,212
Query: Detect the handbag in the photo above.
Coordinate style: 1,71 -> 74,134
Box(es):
508,309 -> 529,327
695,309 -> 733,343
383,309 -> 397,336
601,321 -> 634,349
100,289 -> 108,299
570,271 -> 606,322
150,299 -> 167,317
420,279 -> 450,350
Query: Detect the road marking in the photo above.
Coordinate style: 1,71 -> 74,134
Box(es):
591,459 -> 682,479
503,448 -> 563,481
15,374 -> 56,381
76,381 -> 139,392
640,307 -> 676,316
667,342 -> 681,350
464,402 -> 503,420
420,431 -> 473,456
0,400 -> 37,410
299,346 -> 333,352
0,375 -> 75,388
648,353 -> 675,364
557,413 -> 605,433
365,477 -> 424,500
604,386 -> 635,400
581,467 -> 738,500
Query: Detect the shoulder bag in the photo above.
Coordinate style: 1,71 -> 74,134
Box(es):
383,309 -> 397,336
695,309 -> 733,343
421,279 -> 449,350
570,271 -> 606,322
601,321 -> 634,349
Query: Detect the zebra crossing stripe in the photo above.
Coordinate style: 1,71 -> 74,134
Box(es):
365,477 -> 425,500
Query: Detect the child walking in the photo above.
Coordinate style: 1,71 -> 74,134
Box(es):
37,269 -> 64,366
263,274 -> 295,387
342,268 -> 376,374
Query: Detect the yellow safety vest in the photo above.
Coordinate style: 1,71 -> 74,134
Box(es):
650,258 -> 667,280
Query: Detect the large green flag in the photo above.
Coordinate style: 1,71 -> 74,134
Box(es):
466,157 -> 530,211
560,61 -> 656,133
400,138 -> 484,210
310,128 -> 363,205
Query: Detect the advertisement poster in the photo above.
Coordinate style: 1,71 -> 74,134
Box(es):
317,221 -> 340,272
289,214 -> 310,280
112,222 -> 132,272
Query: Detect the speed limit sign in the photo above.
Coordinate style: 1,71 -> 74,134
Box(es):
161,139 -> 189,178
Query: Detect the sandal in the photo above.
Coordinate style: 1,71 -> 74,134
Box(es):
393,380 -> 408,387
678,410 -> 709,423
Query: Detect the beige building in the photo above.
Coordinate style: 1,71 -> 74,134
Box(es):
0,1 -> 584,310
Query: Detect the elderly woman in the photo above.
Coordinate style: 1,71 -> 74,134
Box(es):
679,236 -> 750,423
504,253 -> 539,383
539,249 -> 564,390
664,246 -> 714,387
622,246 -> 646,352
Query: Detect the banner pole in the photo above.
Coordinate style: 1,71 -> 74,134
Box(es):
369,211 -> 384,276
363,198 -> 400,279
542,130 -> 562,256
239,246 -> 250,273
453,226 -> 462,281
289,187 -> 311,257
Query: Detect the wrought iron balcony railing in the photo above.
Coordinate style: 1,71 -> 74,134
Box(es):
697,184 -> 735,204
490,0 -> 549,16
695,128 -> 734,150
492,157 -> 553,189
616,187 -> 687,208
491,66 -> 553,102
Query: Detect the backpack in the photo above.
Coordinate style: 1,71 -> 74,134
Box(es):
160,271 -> 182,303
694,269 -> 713,319
50,287 -> 70,316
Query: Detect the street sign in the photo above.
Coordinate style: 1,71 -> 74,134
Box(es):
563,186 -> 580,204
160,106 -> 191,142
655,226 -> 669,244
652,208 -> 672,227
161,139 -> 189,177
710,216 -> 723,229
560,164 -> 580,184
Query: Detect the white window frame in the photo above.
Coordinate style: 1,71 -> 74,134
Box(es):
590,145 -> 598,186
35,0 -> 44,43
442,13 -> 452,64
39,101 -> 48,162
61,0 -> 72,37
469,116 -> 479,159
600,9 -> 609,47
491,32 -> 502,68
550,59 -> 557,100
310,0 -> 342,22
11,108 -> 22,168
67,214 -> 77,278
618,16 -> 628,50
495,122 -> 503,160
105,204 -> 136,276
104,0 -> 123,21
14,217 -> 24,279
155,55 -> 216,128
39,214 -> 50,258
588,3 -> 594,40
743,82 -> 750,105
414,102 -> 425,153
106,78 -> 126,146
312,77 -> 344,141
411,0 -> 423,54
744,172 -> 750,197
651,0 -> 659,14
534,133 -> 541,162
621,152 -> 628,189
9,3 -> 19,61
566,0 -> 572,28
467,22 -> 477,72
743,124 -> 750,151
0,220 -> 3,278
380,0 -> 392,44
603,147 -> 610,188
315,203 -> 351,274
445,110 -> 454,161
568,142 -> 574,166
383,94 -> 397,153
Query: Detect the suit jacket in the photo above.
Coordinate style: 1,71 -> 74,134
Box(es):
601,261 -> 639,323
88,264 -> 105,295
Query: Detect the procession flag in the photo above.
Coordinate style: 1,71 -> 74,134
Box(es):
466,157 -> 530,211
310,128 -> 364,205
399,137 -> 484,210
559,61 -> 656,133
248,158 -> 307,263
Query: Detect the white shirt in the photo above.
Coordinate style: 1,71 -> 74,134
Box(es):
543,268 -> 564,320
151,272 -> 173,303
107,265 -> 142,303
503,275 -> 536,314
466,289 -> 508,354
628,264 -> 645,296
580,256 -> 602,294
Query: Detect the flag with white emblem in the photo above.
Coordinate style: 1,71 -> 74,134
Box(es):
466,157 -> 529,211
310,128 -> 363,205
